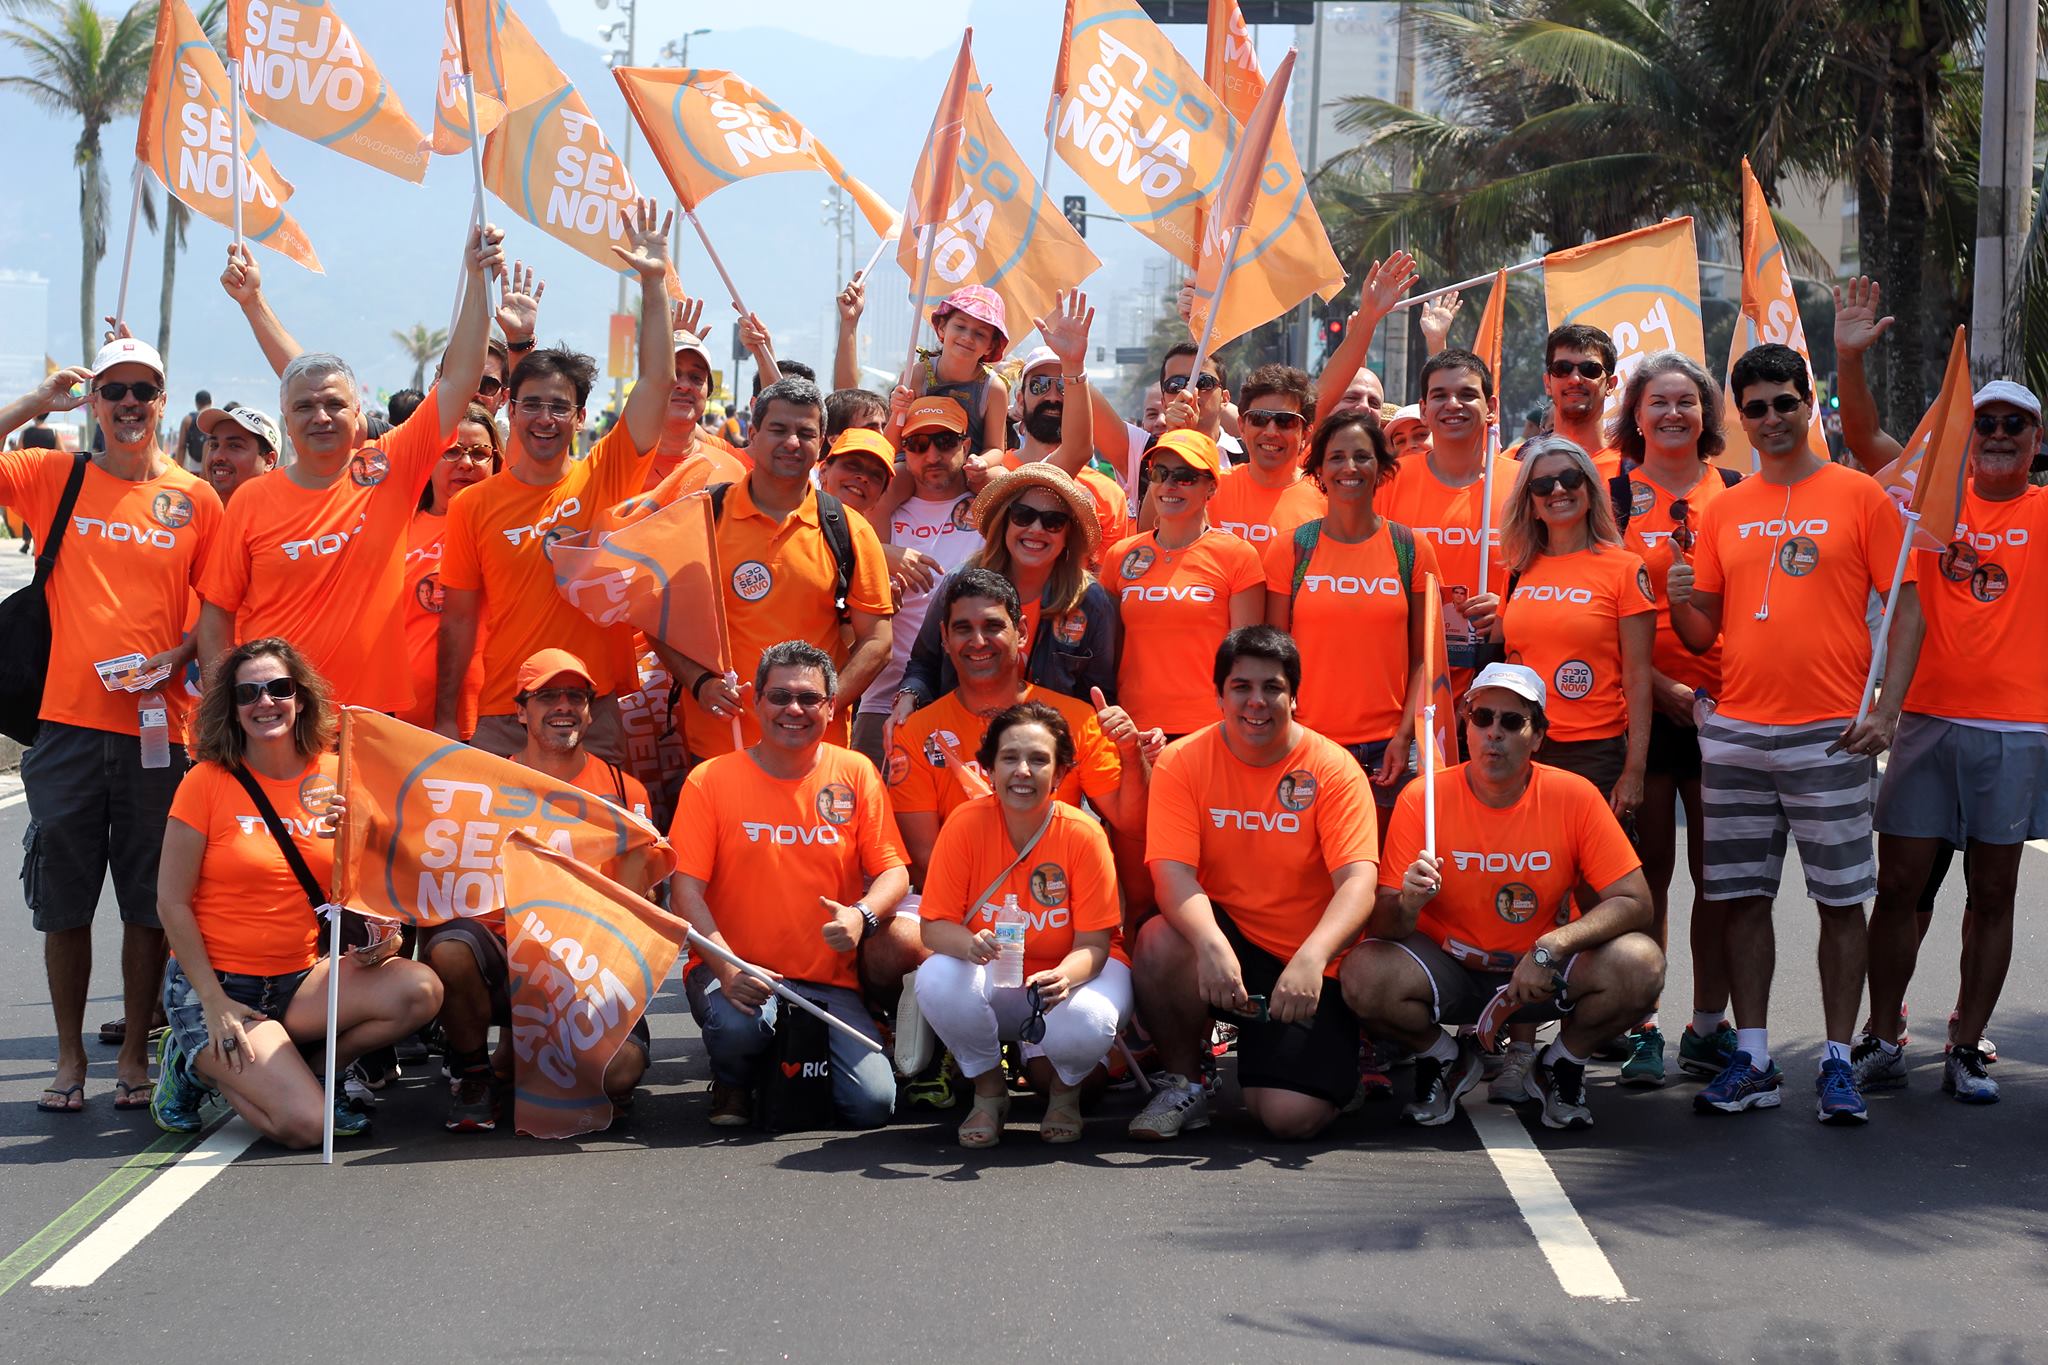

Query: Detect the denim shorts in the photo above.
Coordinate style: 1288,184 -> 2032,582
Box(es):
1341,738 -> 1415,807
162,956 -> 313,1066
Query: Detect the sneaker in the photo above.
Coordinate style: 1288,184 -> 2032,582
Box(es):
1942,1045 -> 1999,1104
355,1052 -> 399,1091
444,1071 -> 498,1132
1946,1011 -> 1997,1065
903,1052 -> 960,1110
1815,1057 -> 1869,1124
708,1082 -> 752,1127
1864,1002 -> 1910,1047
1526,1055 -> 1594,1129
151,1028 -> 206,1134
1619,1027 -> 1667,1088
342,1062 -> 377,1107
1127,1074 -> 1211,1140
331,1091 -> 371,1139
1487,1042 -> 1536,1104
1678,1021 -> 1737,1078
1403,1036 -> 1483,1126
1591,1034 -> 1632,1063
1850,1034 -> 1908,1091
1694,1051 -> 1783,1113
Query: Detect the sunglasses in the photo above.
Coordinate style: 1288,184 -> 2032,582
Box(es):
1025,374 -> 1067,398
903,431 -> 965,455
1242,409 -> 1307,431
441,443 -> 495,464
1527,468 -> 1588,497
1738,394 -> 1806,419
475,375 -> 504,398
1668,496 -> 1694,549
1007,502 -> 1074,533
1233,993 -> 1312,1030
1547,359 -> 1607,381
523,687 -> 594,708
232,677 -> 298,706
1162,373 -> 1221,396
1019,985 -> 1048,1044
1147,465 -> 1208,488
1974,413 -> 2038,437
1467,706 -> 1532,733
96,381 -> 162,403
762,688 -> 829,711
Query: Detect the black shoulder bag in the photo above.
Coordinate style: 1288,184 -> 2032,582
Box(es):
0,452 -> 89,744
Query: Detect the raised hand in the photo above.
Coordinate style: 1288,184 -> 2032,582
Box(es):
1832,276 -> 1894,356
494,260 -> 545,343
611,197 -> 675,280
1418,289 -> 1462,351
671,293 -> 705,340
220,241 -> 262,305
837,277 -> 866,325
33,366 -> 94,415
736,307 -> 773,356
468,222 -> 507,280
1034,289 -> 1094,375
1356,250 -> 1419,321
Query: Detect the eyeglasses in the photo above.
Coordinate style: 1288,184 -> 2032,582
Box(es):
441,444 -> 494,464
762,688 -> 829,710
1242,409 -> 1307,431
1162,373 -> 1221,396
1547,359 -> 1607,381
1019,985 -> 1048,1044
1147,465 -> 1208,488
1025,374 -> 1067,398
514,398 -> 578,419
1527,468 -> 1588,497
1738,394 -> 1806,419
1974,413 -> 2038,437
96,381 -> 162,403
523,687 -> 594,708
1467,706 -> 1532,733
474,375 -> 504,398
1007,503 -> 1074,533
903,431 -> 964,455
232,677 -> 298,706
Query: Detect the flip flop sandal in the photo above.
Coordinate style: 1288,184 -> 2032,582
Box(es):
98,1019 -> 125,1046
37,1084 -> 84,1113
957,1093 -> 1009,1149
113,1079 -> 154,1110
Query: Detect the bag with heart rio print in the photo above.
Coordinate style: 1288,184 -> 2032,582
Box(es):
752,994 -> 835,1132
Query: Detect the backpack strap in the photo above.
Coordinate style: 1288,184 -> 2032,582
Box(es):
708,480 -> 731,519
1388,521 -> 1416,597
1288,518 -> 1324,607
814,490 -> 856,624
30,452 -> 90,591
1609,474 -> 1635,535
225,765 -> 325,915
1717,465 -> 1742,487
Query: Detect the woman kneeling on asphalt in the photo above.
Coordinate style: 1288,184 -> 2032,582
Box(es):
915,703 -> 1130,1147
152,638 -> 443,1146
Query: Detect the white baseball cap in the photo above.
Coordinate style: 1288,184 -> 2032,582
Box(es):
89,337 -> 165,382
197,405 -> 281,453
1017,345 -> 1061,375
1972,380 -> 2041,420
1465,662 -> 1546,710
671,330 -> 712,370
1384,403 -> 1425,432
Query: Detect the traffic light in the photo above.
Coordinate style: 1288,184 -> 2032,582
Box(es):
1321,312 -> 1347,357
1063,195 -> 1087,237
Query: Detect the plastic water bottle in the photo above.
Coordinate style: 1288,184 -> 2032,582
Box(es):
990,894 -> 1027,989
1692,689 -> 1717,731
138,692 -> 170,770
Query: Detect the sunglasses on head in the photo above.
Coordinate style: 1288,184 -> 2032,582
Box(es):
1527,468 -> 1588,497
903,430 -> 965,455
1162,373 -> 1221,396
1242,408 -> 1307,431
232,677 -> 297,706
762,687 -> 829,711
1974,413 -> 2038,437
96,381 -> 162,403
1738,394 -> 1806,419
1025,374 -> 1067,398
1147,464 -> 1208,488
474,375 -> 504,397
1007,502 -> 1074,533
1547,359 -> 1607,381
1467,706 -> 1531,733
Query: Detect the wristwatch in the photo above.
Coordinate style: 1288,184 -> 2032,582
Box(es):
1531,944 -> 1557,970
853,901 -> 880,942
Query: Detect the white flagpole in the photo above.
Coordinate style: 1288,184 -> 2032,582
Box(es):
114,162 -> 145,327
1851,510 -> 1920,727
1474,418 -> 1501,602
687,929 -> 883,1053
684,208 -> 780,383
1391,258 -> 1543,311
899,223 -> 938,389
1186,226 -> 1241,392
320,905 -> 341,1165
853,232 -> 892,284
228,59 -> 246,252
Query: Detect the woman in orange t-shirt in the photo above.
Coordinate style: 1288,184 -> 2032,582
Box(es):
154,638 -> 443,1147
397,402 -> 501,735
915,703 -> 1129,1148
1106,429 -> 1266,737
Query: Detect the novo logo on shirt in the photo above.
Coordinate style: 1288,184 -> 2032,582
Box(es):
235,813 -> 326,838
1450,850 -> 1552,873
740,821 -> 841,846
1302,573 -> 1401,596
1122,585 -> 1216,603
1219,521 -> 1276,542
1208,808 -> 1299,832
1736,517 -> 1829,540
71,516 -> 178,549
1511,584 -> 1593,604
1415,526 -> 1499,547
502,498 -> 582,546
281,513 -> 368,561
1951,526 -> 2030,552
973,902 -> 1070,930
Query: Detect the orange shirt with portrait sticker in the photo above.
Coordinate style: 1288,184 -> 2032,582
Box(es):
169,755 -> 339,975
0,450 -> 219,739
1903,483 -> 2048,724
681,479 -> 894,761
922,797 -> 1125,972
1500,545 -> 1654,741
441,423 -> 656,715
200,391 -> 445,712
397,509 -> 483,735
1146,725 -> 1380,972
1621,467 -> 1732,693
1381,761 -> 1641,960
670,745 -> 908,990
1107,527 -> 1266,735
1210,468 -> 1326,549
1693,461 -> 1913,725
1262,523 -> 1439,745
1379,453 -> 1514,657
886,684 -> 1122,821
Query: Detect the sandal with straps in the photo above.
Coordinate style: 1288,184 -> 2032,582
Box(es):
957,1093 -> 1009,1148
1040,1087 -> 1084,1144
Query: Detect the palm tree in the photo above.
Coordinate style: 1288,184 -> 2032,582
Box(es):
393,325 -> 449,392
0,0 -> 156,366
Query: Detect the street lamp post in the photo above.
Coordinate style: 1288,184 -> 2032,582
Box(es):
597,0 -> 640,419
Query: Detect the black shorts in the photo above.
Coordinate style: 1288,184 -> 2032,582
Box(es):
1211,909 -> 1359,1105
1646,712 -> 1701,782
1378,933 -> 1576,1027
21,721 -> 185,933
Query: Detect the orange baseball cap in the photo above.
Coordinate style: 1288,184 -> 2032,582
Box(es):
827,427 -> 896,474
1145,428 -> 1223,478
903,394 -> 968,437
516,648 -> 596,697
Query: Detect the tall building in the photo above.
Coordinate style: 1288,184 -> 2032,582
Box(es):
0,270 -> 50,408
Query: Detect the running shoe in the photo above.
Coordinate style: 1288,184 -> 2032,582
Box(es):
1526,1056 -> 1594,1129
343,1061 -> 377,1107
1619,1027 -> 1668,1088
1678,1021 -> 1736,1078
902,1052 -> 961,1110
151,1028 -> 206,1135
1815,1057 -> 1869,1124
1942,1045 -> 1999,1104
1127,1074 -> 1210,1140
1850,1034 -> 1908,1090
331,1092 -> 371,1139
444,1071 -> 499,1132
1403,1036 -> 1482,1126
1694,1051 -> 1783,1113
1946,1011 -> 1997,1065
1487,1041 -> 1536,1104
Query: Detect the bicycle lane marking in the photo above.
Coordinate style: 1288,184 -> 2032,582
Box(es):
0,1129 -> 197,1296
32,1119 -> 259,1289
1462,1094 -> 1633,1302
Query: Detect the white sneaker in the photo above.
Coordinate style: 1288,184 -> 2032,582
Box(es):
1850,1033 -> 1908,1090
1127,1074 -> 1211,1140
1943,1045 -> 1999,1104
1488,1042 -> 1536,1104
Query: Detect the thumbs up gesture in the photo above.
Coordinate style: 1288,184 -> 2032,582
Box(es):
1091,686 -> 1141,756
1665,557 -> 1695,608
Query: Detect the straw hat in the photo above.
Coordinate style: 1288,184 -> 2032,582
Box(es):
968,461 -> 1102,558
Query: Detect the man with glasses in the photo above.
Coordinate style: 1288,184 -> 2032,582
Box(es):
433,202 -> 677,762
1207,363 -> 1326,546
0,343 -> 222,1114
1156,342 -> 1244,466
648,314 -> 746,492
1515,325 -> 1623,478
1667,342 -> 1923,1124
1343,663 -> 1661,1129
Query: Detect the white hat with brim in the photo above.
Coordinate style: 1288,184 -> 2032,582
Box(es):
89,337 -> 165,382
197,405 -> 281,453
1973,380 -> 2041,420
1465,661 -> 1547,711
671,330 -> 713,370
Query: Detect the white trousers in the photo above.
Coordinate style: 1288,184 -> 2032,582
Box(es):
913,954 -> 1131,1086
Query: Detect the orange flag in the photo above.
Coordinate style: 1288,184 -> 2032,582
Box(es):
1187,8 -> 1342,349
1719,159 -> 1832,470
897,45 -> 1100,357
1052,0 -> 1232,266
500,833 -> 683,1139
428,0 -> 559,156
334,708 -> 673,927
1875,326 -> 1973,550
613,66 -> 898,238
1422,571 -> 1454,767
1543,218 -> 1704,429
1473,268 -> 1508,454
546,487 -> 732,671
934,730 -> 994,801
136,0 -> 322,271
899,31 -> 975,274
227,0 -> 427,183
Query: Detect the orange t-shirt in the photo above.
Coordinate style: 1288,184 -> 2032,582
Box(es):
396,509 -> 483,735
1378,453 -> 1514,653
1107,527 -> 1265,735
886,684 -> 1123,821
1146,724 -> 1380,971
1382,761 -> 1641,960
645,437 -> 747,494
1621,466 -> 1732,693
1693,461 -> 1912,725
1500,545 -> 1654,741
671,745 -> 909,990
1262,522 -> 1439,745
169,755 -> 338,975
200,391 -> 445,712
440,424 -> 655,715
1210,467 -> 1326,548
681,479 -> 893,761
1904,484 -> 2048,724
0,450 -> 219,739
922,797 -> 1125,972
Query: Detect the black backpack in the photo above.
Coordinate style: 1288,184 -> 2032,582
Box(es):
707,482 -> 856,622
0,452 -> 89,745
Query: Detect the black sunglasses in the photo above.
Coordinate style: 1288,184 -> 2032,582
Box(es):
1242,408 -> 1307,431
1467,706 -> 1531,733
474,374 -> 504,397
1974,413 -> 2037,437
96,381 -> 162,403
1527,468 -> 1588,497
1025,374 -> 1068,398
762,688 -> 829,710
1007,503 -> 1074,533
1162,373 -> 1221,396
1147,465 -> 1208,488
1020,985 -> 1048,1044
903,431 -> 965,455
1547,359 -> 1607,381
232,677 -> 298,706
1738,394 -> 1806,419
1668,496 -> 1694,549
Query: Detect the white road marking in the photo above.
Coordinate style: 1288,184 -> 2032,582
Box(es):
1463,1095 -> 1632,1302
33,1120 -> 259,1289
0,775 -> 24,811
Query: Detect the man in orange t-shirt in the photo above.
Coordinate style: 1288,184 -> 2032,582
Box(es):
1130,626 -> 1380,1142
1500,325 -> 1626,479
647,322 -> 747,492
1345,663 -> 1660,1130
672,642 -> 912,1129
435,206 -> 677,762
197,220 -> 503,709
1207,364 -> 1326,547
